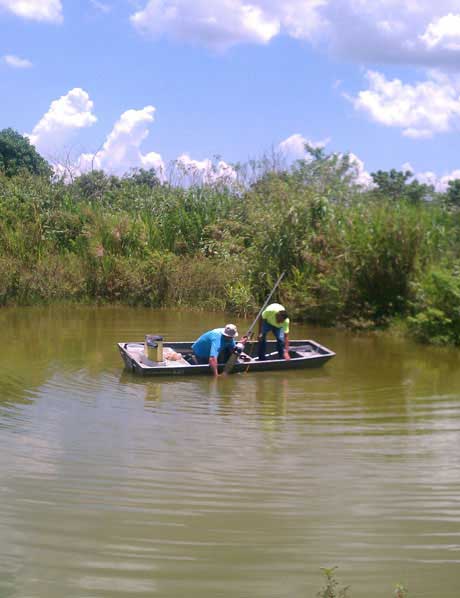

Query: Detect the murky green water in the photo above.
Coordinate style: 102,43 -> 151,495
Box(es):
0,305 -> 460,597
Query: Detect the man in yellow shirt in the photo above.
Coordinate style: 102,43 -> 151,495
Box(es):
257,303 -> 290,361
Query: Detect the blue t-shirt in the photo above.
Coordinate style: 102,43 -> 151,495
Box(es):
192,328 -> 236,359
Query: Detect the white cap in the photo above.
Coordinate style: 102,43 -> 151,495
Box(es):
223,324 -> 238,338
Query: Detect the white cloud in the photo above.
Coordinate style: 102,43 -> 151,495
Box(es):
129,0 -> 328,50
400,161 -> 460,191
175,153 -> 236,184
348,152 -> 373,187
131,0 -> 281,50
0,0 -> 62,22
279,134 -> 372,187
77,106 -> 165,177
420,13 -> 460,51
376,19 -> 405,35
278,133 -> 330,160
140,151 -> 165,173
439,170 -> 460,189
412,169 -> 441,188
320,1 -> 460,67
90,0 -> 111,13
128,1 -> 460,67
275,0 -> 327,41
3,54 -> 32,68
28,88 -> 97,155
37,98 -> 234,182
351,70 -> 460,138
411,168 -> 460,191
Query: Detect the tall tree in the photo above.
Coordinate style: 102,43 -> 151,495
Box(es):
0,128 -> 52,178
370,169 -> 433,203
126,167 -> 160,189
445,179 -> 460,207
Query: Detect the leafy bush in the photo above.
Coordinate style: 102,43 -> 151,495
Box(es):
317,567 -> 350,598
0,128 -> 52,178
0,257 -> 18,305
408,265 -> 460,344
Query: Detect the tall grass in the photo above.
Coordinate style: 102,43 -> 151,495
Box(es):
0,159 -> 459,343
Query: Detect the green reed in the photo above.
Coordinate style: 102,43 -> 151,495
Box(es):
0,157 -> 459,344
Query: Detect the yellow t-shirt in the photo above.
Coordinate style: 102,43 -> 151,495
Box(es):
262,303 -> 289,333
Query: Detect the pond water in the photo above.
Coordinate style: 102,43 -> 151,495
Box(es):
1,305 -> 460,598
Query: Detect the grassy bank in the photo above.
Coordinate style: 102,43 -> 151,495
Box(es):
2,150 -> 460,345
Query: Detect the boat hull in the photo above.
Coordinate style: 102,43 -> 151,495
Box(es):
118,339 -> 335,377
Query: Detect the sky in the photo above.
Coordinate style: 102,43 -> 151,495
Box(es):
2,0 -> 460,188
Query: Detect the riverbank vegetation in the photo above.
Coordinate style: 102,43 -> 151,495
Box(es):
2,128 -> 460,345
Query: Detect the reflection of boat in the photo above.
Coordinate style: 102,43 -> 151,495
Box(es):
117,340 -> 335,377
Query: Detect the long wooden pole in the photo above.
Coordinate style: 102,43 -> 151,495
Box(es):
223,271 -> 286,375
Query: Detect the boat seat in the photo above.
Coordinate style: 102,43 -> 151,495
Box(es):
289,345 -> 316,358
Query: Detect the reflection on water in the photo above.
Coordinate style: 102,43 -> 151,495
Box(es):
0,306 -> 460,597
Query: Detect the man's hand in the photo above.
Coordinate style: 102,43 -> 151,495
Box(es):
283,350 -> 291,361
209,356 -> 219,377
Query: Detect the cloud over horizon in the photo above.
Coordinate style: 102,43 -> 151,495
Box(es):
28,88 -> 97,156
77,106 -> 165,176
128,0 -> 460,68
351,70 -> 460,138
0,0 -> 63,23
28,88 -> 239,182
25,86 -> 460,189
278,133 -> 373,187
278,133 -> 330,159
3,54 -> 32,68
175,154 -> 237,184
131,0 -> 281,50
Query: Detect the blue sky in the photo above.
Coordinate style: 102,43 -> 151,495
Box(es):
2,0 -> 460,187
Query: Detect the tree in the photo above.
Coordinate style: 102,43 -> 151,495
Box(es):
126,167 -> 160,189
291,145 -> 361,202
370,169 -> 433,203
445,179 -> 460,207
73,170 -> 120,202
0,128 -> 52,177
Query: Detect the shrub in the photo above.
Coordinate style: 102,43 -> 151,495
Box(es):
15,254 -> 87,304
317,567 -> 350,598
408,265 -> 460,344
0,257 -> 18,305
165,257 -> 245,311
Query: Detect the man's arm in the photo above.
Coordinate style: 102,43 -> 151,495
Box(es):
258,317 -> 264,337
209,356 -> 219,377
284,333 -> 290,360
209,336 -> 221,376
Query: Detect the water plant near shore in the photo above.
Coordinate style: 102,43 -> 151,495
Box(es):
315,567 -> 409,598
317,567 -> 351,598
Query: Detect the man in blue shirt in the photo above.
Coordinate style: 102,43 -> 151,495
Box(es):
191,324 -> 245,376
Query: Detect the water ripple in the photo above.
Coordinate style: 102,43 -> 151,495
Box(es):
1,308 -> 460,597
